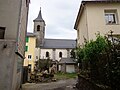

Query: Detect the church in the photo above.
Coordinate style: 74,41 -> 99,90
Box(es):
24,8 -> 77,73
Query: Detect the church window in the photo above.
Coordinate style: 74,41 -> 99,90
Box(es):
37,25 -> 40,31
46,51 -> 49,57
59,52 -> 62,58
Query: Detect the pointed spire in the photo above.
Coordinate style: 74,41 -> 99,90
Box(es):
40,7 -> 41,11
33,7 -> 44,22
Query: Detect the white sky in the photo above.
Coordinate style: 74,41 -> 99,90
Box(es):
27,0 -> 81,39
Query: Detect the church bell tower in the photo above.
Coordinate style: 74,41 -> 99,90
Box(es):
33,7 -> 45,47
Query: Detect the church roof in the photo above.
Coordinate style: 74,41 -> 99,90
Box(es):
41,39 -> 76,49
33,8 -> 44,22
59,58 -> 76,64
27,32 -> 36,37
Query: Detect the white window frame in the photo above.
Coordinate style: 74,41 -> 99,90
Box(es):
104,10 -> 118,25
28,55 -> 32,60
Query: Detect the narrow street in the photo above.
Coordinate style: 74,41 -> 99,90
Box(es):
22,78 -> 78,90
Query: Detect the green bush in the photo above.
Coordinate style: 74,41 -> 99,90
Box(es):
76,33 -> 120,89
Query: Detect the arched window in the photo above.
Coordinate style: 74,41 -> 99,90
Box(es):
46,51 -> 49,57
59,52 -> 62,58
37,25 -> 40,31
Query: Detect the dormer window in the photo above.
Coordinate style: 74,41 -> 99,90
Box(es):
37,25 -> 40,31
104,10 -> 118,24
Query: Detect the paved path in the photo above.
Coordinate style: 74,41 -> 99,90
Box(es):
22,78 -> 78,90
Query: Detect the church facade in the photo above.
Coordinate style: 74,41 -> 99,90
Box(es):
25,8 -> 77,73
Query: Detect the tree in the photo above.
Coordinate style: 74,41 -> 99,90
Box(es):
70,48 -> 76,59
37,57 -> 52,72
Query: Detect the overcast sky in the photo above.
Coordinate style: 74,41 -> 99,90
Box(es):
27,0 -> 81,39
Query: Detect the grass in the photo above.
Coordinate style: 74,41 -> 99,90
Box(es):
54,72 -> 77,80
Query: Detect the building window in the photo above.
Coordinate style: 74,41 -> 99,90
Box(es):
28,55 -> 32,59
0,27 -> 5,39
26,37 -> 29,42
59,52 -> 62,58
25,46 -> 28,52
46,51 -> 49,57
104,10 -> 118,24
37,25 -> 40,31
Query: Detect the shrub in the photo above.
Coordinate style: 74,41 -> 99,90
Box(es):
76,33 -> 120,89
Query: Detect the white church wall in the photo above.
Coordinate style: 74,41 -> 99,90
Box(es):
40,48 -> 73,61
55,49 -> 67,61
40,49 -> 53,59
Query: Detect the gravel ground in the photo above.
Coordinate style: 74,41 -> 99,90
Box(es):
22,78 -> 78,90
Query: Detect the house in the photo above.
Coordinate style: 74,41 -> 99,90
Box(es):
0,0 -> 30,90
25,8 -> 77,72
24,32 -> 36,72
74,0 -> 120,46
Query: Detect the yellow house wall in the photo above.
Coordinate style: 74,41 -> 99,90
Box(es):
24,36 -> 36,72
86,3 -> 120,40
